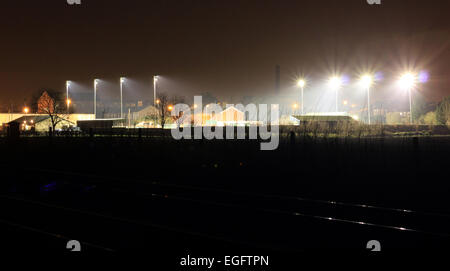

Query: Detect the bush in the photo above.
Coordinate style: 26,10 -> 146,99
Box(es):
420,111 -> 438,125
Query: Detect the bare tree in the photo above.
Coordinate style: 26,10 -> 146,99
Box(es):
35,90 -> 73,131
155,93 -> 184,128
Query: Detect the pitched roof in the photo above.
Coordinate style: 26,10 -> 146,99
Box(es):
8,115 -> 50,124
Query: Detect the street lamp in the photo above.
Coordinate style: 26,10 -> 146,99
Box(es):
329,76 -> 343,112
297,79 -> 306,115
120,77 -> 125,119
153,75 -> 159,106
94,79 -> 99,118
23,107 -> 29,114
398,73 -> 417,124
360,74 -> 374,124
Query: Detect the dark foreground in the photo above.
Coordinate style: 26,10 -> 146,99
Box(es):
0,133 -> 449,259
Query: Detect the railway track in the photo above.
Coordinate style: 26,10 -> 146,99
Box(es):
1,166 -> 449,251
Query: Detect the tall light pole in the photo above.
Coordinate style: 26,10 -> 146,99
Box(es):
297,79 -> 306,115
360,75 -> 374,124
94,79 -> 99,118
66,81 -> 71,113
120,77 -> 125,119
66,81 -> 70,104
399,73 -> 416,124
329,76 -> 342,113
153,75 -> 159,106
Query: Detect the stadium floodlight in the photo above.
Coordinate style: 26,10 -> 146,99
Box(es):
66,81 -> 71,100
361,75 -> 373,89
329,76 -> 342,89
360,74 -> 374,124
66,80 -> 71,112
94,79 -> 99,118
329,76 -> 343,112
297,79 -> 306,115
120,77 -> 126,119
399,73 -> 416,90
398,73 -> 417,124
153,75 -> 159,106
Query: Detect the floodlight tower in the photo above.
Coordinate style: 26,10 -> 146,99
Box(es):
399,73 -> 416,124
297,79 -> 306,115
94,79 -> 99,118
329,76 -> 343,112
120,77 -> 125,119
360,75 -> 374,124
66,80 -> 71,113
153,75 -> 159,106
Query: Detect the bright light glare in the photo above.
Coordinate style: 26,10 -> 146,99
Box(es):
94,79 -> 99,86
399,73 -> 416,89
329,76 -> 342,89
297,79 -> 306,88
293,103 -> 298,109
23,107 -> 29,114
360,75 -> 373,88
120,77 -> 125,83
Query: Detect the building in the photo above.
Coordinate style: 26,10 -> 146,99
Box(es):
1,113 -> 95,132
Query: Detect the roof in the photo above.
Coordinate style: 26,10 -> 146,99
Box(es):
221,106 -> 244,113
8,115 -> 50,124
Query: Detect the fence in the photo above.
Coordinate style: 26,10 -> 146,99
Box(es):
1,124 -> 449,141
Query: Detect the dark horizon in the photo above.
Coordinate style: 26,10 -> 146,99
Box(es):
1,0 -> 450,106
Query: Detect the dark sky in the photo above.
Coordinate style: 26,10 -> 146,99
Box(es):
1,0 -> 450,108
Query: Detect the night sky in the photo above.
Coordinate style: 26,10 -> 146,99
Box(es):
1,0 -> 450,108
